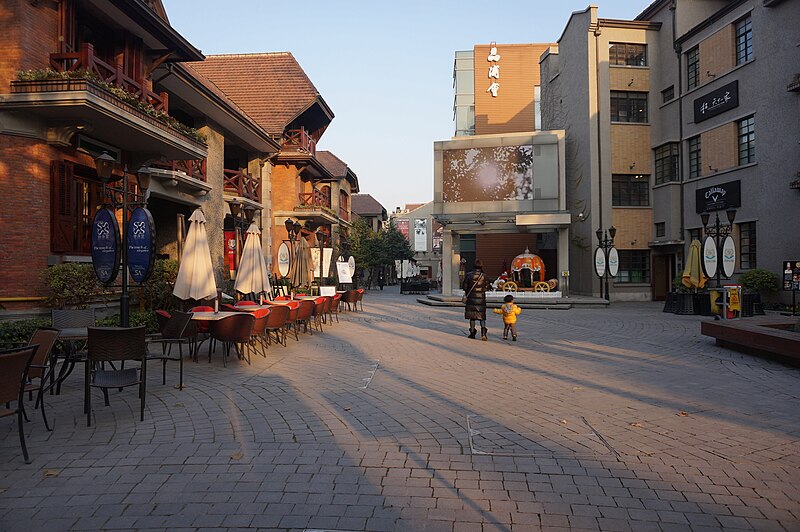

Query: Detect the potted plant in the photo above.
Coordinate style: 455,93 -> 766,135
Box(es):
739,268 -> 778,316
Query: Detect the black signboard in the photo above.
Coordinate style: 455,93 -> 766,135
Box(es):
127,207 -> 156,284
694,80 -> 738,123
91,208 -> 120,284
695,180 -> 741,213
782,260 -> 800,291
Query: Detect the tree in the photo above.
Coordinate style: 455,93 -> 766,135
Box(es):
348,218 -> 413,287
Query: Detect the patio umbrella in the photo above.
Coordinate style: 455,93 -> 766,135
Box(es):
173,208 -> 217,300
234,223 -> 271,296
289,236 -> 314,291
682,239 -> 708,289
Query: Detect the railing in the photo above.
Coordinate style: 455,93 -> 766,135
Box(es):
49,42 -> 168,113
282,128 -> 316,156
298,189 -> 330,208
223,169 -> 260,201
339,207 -> 350,222
151,159 -> 207,182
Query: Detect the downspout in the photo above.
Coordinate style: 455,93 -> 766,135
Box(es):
594,22 -> 604,298
672,0 -> 685,280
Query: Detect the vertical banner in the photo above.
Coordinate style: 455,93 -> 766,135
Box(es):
127,207 -> 156,284
432,220 -> 443,252
396,219 -> 409,241
311,247 -> 334,278
414,218 -> 427,252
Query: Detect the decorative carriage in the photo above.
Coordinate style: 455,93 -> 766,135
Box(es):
496,248 -> 558,292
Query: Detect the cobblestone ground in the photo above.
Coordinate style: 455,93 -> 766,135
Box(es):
1,288 -> 798,531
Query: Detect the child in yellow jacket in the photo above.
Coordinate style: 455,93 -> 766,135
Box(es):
493,294 -> 521,341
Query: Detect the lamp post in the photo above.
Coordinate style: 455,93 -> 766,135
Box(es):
94,152 -> 151,327
595,225 -> 617,301
315,228 -> 326,291
700,208 -> 736,288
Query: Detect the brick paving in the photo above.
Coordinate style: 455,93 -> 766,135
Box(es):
1,288 -> 798,531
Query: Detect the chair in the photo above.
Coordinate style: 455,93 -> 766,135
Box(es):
311,297 -> 327,332
356,288 -> 365,311
264,304 -> 290,347
23,328 -> 60,431
294,300 -> 315,336
330,294 -> 342,324
235,300 -> 257,307
341,290 -> 359,312
221,303 -> 239,312
146,311 -> 194,390
0,346 -> 37,463
85,326 -> 147,427
321,296 -> 334,325
274,296 -> 290,301
283,301 -> 301,342
209,313 -> 255,367
155,310 -> 171,333
51,308 -> 95,394
249,308 -> 271,358
190,305 -> 214,359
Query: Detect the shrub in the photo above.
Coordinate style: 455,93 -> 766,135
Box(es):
97,310 -> 159,334
133,259 -> 179,311
0,318 -> 51,350
42,262 -> 104,309
739,269 -> 779,293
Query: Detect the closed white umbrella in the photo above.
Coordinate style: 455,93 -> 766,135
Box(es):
234,223 -> 271,296
173,208 -> 217,300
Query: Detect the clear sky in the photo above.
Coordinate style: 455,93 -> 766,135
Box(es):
163,1 -> 651,212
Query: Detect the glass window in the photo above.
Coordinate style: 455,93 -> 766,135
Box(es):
739,222 -> 756,269
735,16 -> 753,65
687,47 -> 699,90
688,228 -> 701,243
655,143 -> 680,185
688,136 -> 701,178
662,85 -> 674,103
738,116 -> 755,164
616,250 -> 650,283
609,43 -> 647,66
655,222 -> 665,238
610,91 -> 648,123
612,174 -> 650,206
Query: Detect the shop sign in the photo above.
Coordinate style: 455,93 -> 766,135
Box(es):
702,236 -> 718,278
486,42 -> 501,97
91,208 -> 120,285
695,180 -> 741,213
782,260 -> 800,291
607,247 -> 619,277
693,80 -> 738,123
277,242 -> 290,277
721,236 -> 736,278
594,247 -> 606,278
127,207 -> 156,284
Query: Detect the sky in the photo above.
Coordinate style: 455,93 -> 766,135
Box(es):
163,0 -> 651,212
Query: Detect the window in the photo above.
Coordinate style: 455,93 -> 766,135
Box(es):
655,222 -> 665,238
609,43 -> 647,66
735,16 -> 753,65
612,174 -> 650,206
610,91 -> 648,123
687,47 -> 699,90
655,143 -> 680,184
616,250 -> 650,283
739,222 -> 757,269
662,85 -> 674,103
50,161 -> 104,254
738,116 -> 755,164
688,136 -> 701,178
688,228 -> 701,243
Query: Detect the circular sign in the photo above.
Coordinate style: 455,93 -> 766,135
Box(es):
594,247 -> 606,278
277,242 -> 291,277
721,236 -> 736,278
607,247 -> 619,277
91,208 -> 120,285
127,207 -> 156,284
702,236 -> 718,278
348,256 -> 356,277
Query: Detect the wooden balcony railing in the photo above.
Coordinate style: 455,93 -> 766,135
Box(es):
298,189 -> 331,208
223,169 -> 260,201
151,159 -> 207,182
49,42 -> 168,113
339,207 -> 350,222
282,128 -> 316,156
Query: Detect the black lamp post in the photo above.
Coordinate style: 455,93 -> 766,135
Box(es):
595,225 -> 617,301
94,152 -> 151,327
700,208 -> 736,288
315,228 -> 326,287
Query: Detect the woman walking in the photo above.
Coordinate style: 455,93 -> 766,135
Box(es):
462,259 -> 488,340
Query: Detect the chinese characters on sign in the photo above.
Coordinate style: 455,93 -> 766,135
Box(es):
693,81 -> 739,123
486,42 -> 500,97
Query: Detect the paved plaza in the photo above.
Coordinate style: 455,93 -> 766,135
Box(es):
1,289 -> 799,531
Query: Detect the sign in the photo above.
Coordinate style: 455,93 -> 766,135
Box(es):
336,261 -> 352,283
594,247 -> 606,278
348,256 -> 356,277
694,80 -> 738,123
311,247 -> 333,279
607,247 -> 619,277
432,221 -> 443,252
224,230 -> 237,278
486,42 -> 500,97
396,219 -> 409,240
277,242 -> 290,277
721,236 -> 736,278
320,286 -> 336,297
414,218 -> 427,252
695,180 -> 741,213
727,285 -> 741,312
782,260 -> 800,291
702,236 -> 718,278
126,207 -> 156,284
91,208 -> 120,284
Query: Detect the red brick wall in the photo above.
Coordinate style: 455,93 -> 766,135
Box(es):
0,0 -> 58,88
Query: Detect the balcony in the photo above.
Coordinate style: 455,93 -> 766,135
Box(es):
223,169 -> 261,203
282,128 -> 316,156
148,159 -> 210,199
299,189 -> 331,208
151,159 -> 207,182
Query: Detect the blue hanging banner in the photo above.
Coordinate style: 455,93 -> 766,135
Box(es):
127,207 -> 156,284
91,208 -> 120,285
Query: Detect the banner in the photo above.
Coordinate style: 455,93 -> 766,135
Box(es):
414,218 -> 427,252
432,220 -> 443,252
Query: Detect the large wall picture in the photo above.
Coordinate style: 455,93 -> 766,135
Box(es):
442,145 -> 533,202
414,218 -> 427,252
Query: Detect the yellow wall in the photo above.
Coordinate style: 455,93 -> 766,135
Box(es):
612,208 -> 653,250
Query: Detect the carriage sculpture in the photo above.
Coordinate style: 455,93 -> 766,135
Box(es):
493,248 -> 558,293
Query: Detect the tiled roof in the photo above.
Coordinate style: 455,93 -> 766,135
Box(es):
315,151 -> 348,178
191,52 -> 326,134
352,194 -> 386,216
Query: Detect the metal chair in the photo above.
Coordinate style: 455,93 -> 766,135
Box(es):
86,327 -> 147,427
24,328 -> 60,431
209,313 -> 255,367
0,346 -> 37,463
146,311 -> 194,390
51,308 -> 95,393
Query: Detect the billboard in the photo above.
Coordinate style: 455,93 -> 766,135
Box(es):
414,218 -> 427,252
396,218 -> 409,240
442,145 -> 533,202
432,220 -> 443,252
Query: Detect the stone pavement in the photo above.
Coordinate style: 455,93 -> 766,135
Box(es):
1,288 -> 798,531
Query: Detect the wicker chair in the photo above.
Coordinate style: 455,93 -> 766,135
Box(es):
330,294 -> 342,323
86,326 -> 147,427
264,304 -> 290,347
311,297 -> 327,332
294,300 -> 315,335
154,310 -> 171,333
24,328 -> 60,431
209,313 -> 255,367
147,311 -> 194,390
341,290 -> 359,312
249,308 -> 271,358
0,346 -> 37,463
235,300 -> 258,307
356,288 -> 365,311
283,301 -> 301,342
190,306 -> 214,360
51,308 -> 95,394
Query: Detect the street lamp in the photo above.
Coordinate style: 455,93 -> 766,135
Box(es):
93,152 -> 150,327
315,228 -> 326,289
595,225 -> 617,301
700,209 -> 736,288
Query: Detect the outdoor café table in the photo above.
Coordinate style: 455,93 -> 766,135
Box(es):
190,311 -> 240,321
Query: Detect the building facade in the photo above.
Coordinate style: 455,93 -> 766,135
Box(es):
351,194 -> 388,233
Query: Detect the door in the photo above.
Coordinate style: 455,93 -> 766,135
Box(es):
652,254 -> 672,301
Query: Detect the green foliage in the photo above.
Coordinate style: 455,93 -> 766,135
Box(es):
97,310 -> 159,334
0,318 -> 51,350
133,259 -> 179,311
42,262 -> 104,309
739,268 -> 779,293
347,218 -> 413,285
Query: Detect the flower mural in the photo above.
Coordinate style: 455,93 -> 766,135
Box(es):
442,145 -> 534,202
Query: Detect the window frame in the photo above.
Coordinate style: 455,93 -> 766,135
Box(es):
655,222 -> 665,238
738,115 -> 755,165
609,42 -> 647,67
661,85 -> 674,104
688,136 -> 702,178
612,174 -> 650,207
735,15 -> 753,65
654,143 -> 680,185
687,47 -> 699,90
615,250 -> 651,284
610,91 -> 648,123
739,221 -> 757,270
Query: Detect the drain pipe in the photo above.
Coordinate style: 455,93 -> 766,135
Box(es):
594,21 -> 604,298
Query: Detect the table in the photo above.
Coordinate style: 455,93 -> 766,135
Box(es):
190,311 -> 240,321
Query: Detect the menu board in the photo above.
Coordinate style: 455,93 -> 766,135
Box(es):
783,260 -> 800,291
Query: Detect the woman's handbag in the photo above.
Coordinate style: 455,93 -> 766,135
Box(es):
462,273 -> 483,304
